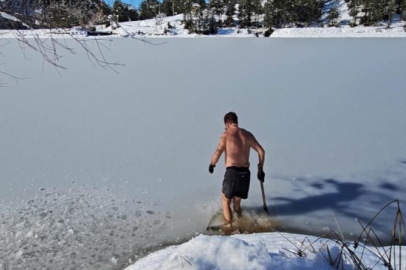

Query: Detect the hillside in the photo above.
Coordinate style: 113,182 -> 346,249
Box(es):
0,0 -> 405,38
72,0 -> 406,38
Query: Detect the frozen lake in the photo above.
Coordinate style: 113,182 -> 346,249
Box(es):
1,38 -> 406,269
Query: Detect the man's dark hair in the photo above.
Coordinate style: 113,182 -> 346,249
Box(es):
224,112 -> 238,125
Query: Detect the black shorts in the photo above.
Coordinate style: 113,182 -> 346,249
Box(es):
222,167 -> 251,200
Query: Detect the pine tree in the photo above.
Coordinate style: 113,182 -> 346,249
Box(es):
161,0 -> 174,16
371,0 -> 383,25
360,0 -> 381,26
328,6 -> 340,26
203,8 -> 218,34
224,0 -> 237,26
396,0 -> 406,18
327,0 -> 340,26
183,0 -> 206,33
287,0 -> 323,27
209,0 -> 225,26
264,0 -> 274,29
139,0 -> 160,20
302,0 -> 315,26
292,0 -> 304,24
252,0 -> 263,28
238,0 -> 254,28
348,0 -> 360,26
167,0 -> 187,15
113,0 -> 138,22
210,0 -> 225,17
401,0 -> 406,20
306,0 -> 323,26
275,0 -> 294,27
183,0 -> 194,31
382,0 -> 397,27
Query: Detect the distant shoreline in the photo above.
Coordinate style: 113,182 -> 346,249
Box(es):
1,27 -> 406,39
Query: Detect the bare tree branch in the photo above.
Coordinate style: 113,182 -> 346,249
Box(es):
0,2 -> 124,85
0,0 -> 170,86
0,69 -> 25,86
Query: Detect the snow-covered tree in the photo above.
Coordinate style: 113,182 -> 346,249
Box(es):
348,0 -> 360,26
183,0 -> 218,35
209,0 -> 225,25
183,0 -> 201,33
327,0 -> 340,26
113,0 -> 138,22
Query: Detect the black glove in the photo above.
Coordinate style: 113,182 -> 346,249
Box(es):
257,164 -> 265,182
209,163 -> 215,174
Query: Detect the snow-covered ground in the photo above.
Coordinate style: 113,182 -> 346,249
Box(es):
125,233 -> 406,270
115,1 -> 406,39
272,22 -> 406,38
274,0 -> 406,38
1,0 -> 405,38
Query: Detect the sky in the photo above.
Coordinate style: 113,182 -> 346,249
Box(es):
116,0 -> 207,8
103,0 -> 142,8
121,0 -> 142,7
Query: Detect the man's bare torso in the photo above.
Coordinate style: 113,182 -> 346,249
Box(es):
210,124 -> 264,170
222,126 -> 254,168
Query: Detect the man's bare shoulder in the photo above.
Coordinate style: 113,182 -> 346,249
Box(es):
220,131 -> 227,139
239,128 -> 254,137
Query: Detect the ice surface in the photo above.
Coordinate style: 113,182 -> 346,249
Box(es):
1,38 -> 406,268
0,186 -> 170,269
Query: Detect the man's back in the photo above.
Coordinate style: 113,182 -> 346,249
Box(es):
224,127 -> 253,168
210,112 -> 265,171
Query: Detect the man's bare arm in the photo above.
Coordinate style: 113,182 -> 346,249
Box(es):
211,133 -> 226,165
251,135 -> 265,168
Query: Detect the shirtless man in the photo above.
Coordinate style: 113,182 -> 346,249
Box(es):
209,112 -> 265,225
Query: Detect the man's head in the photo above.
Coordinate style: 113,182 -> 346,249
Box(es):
224,112 -> 238,129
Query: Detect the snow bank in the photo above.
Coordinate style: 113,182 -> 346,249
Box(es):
161,235 -> 272,270
126,233 -> 396,270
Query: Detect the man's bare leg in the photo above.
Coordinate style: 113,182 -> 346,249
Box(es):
221,193 -> 232,225
233,196 -> 242,217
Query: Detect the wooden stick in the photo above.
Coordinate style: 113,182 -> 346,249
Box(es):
260,181 -> 269,215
